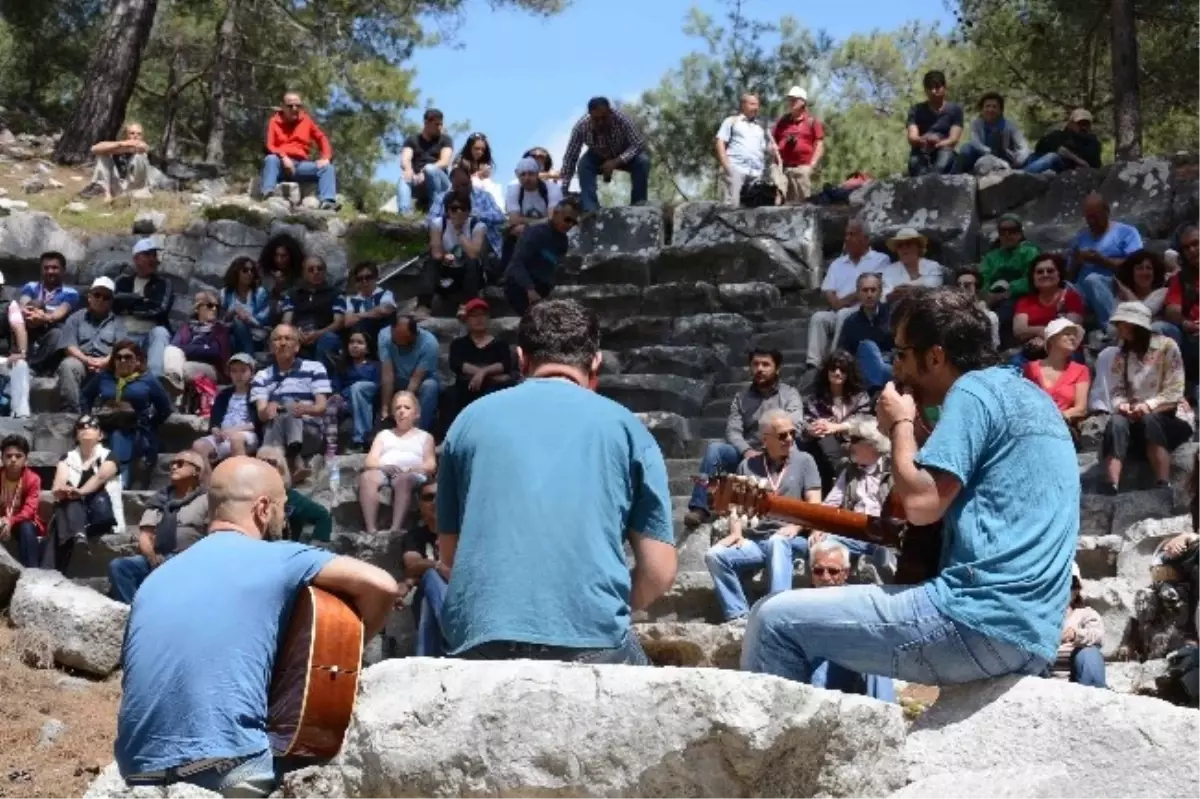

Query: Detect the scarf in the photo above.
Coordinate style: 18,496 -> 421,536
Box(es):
842,459 -> 892,514
115,371 -> 144,402
147,485 -> 205,555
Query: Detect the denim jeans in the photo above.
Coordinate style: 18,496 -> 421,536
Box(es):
907,148 -> 956,177
1152,320 -> 1183,348
1069,645 -> 1107,688
811,660 -> 896,702
108,554 -> 155,603
396,164 -> 451,213
344,381 -> 377,445
688,441 -> 743,511
457,630 -> 650,665
416,568 -> 449,657
110,427 -> 159,488
856,340 -> 893,390
1024,152 -> 1064,174
409,375 -> 440,433
741,582 -> 1048,685
260,155 -> 337,202
957,140 -> 992,174
704,536 -> 795,620
298,331 -> 342,376
125,749 -> 276,797
128,327 -> 170,377
14,520 -> 39,568
577,150 -> 651,212
229,320 -> 257,355
1075,269 -> 1116,328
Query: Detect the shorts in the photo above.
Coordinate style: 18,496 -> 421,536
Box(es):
198,431 -> 259,458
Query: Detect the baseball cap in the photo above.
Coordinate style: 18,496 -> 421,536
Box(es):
786,86 -> 808,101
90,276 -> 116,294
132,237 -> 160,256
462,297 -> 490,316
514,157 -> 541,176
1068,108 -> 1093,124
228,352 -> 256,368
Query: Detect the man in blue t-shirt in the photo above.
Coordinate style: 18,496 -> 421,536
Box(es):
743,287 -> 1079,686
377,315 -> 440,432
1069,192 -> 1145,330
12,250 -> 81,373
115,457 -> 398,796
436,299 -> 677,663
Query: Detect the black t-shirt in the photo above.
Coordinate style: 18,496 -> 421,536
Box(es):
1033,129 -> 1102,169
400,522 -> 438,561
285,284 -> 341,331
906,101 -> 964,154
404,132 -> 453,172
448,335 -> 514,384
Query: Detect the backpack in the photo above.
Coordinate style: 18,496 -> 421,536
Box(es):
517,181 -> 549,216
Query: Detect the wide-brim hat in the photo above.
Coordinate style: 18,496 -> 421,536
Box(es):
1110,301 -> 1153,331
1045,317 -> 1084,346
886,227 -> 928,252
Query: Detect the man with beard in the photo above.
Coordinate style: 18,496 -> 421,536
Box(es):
742,287 -> 1079,687
115,457 -> 398,796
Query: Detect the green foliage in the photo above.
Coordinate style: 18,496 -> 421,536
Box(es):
201,203 -> 271,228
344,221 -> 427,265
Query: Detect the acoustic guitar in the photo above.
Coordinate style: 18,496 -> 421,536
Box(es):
705,472 -> 944,584
268,586 -> 364,759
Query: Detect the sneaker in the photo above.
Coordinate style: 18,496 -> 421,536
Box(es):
1101,482 -> 1119,496
77,182 -> 106,200
1155,479 -> 1172,492
319,200 -> 339,212
683,508 -> 709,529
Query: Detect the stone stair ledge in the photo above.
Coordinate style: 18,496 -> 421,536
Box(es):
853,173 -> 979,268
671,203 -> 822,285
619,345 -> 732,380
596,374 -> 713,417
0,413 -> 208,455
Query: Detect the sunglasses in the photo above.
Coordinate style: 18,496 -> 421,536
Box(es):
90,292 -> 113,300
356,273 -> 376,282
170,458 -> 197,469
114,353 -> 137,362
775,429 -> 797,440
285,103 -> 303,109
811,566 -> 846,577
196,302 -> 218,310
998,226 -> 1020,234
828,365 -> 846,375
447,205 -> 467,213
419,492 -> 436,501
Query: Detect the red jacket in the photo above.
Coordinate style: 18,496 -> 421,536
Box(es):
3,468 -> 43,536
266,111 -> 333,162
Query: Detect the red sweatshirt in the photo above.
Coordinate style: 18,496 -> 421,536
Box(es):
2,468 -> 43,536
266,111 -> 333,162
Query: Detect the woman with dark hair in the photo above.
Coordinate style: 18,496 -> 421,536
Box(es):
454,132 -> 504,208
954,266 -> 1000,347
258,232 -> 305,326
47,415 -> 124,572
82,339 -> 174,488
1101,302 -> 1192,494
1115,249 -> 1167,315
1164,223 -> 1199,392
523,147 -> 560,181
220,256 -> 270,354
800,349 -> 871,492
421,192 -> 486,314
1012,253 -> 1085,344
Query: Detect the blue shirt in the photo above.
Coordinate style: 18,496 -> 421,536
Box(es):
1069,221 -> 1143,276
437,378 -> 674,654
250,359 -> 332,406
917,367 -> 1080,662
342,288 -> 397,336
428,187 -> 506,254
334,360 -> 380,394
377,327 -> 439,385
19,281 -> 80,316
115,533 -> 334,775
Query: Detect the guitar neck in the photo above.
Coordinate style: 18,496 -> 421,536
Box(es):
761,494 -> 902,548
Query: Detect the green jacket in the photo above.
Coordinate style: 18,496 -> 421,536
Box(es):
286,488 -> 332,542
980,240 -> 1040,297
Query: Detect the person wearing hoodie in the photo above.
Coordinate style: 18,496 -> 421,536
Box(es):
980,214 -> 1040,341
258,91 -> 338,210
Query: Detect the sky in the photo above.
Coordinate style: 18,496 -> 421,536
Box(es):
374,0 -> 954,187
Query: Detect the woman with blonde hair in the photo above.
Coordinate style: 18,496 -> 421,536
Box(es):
358,391 -> 437,535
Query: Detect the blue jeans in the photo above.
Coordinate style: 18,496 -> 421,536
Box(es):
856,340 -> 893,390
128,327 -> 170,377
415,569 -> 448,657
811,660 -> 896,702
301,331 -> 342,376
15,520 -> 39,568
125,749 -> 276,796
704,536 -> 795,620
577,150 -> 651,212
741,582 -> 1048,685
229,320 -> 257,355
457,630 -> 650,665
409,375 -> 439,433
1152,320 -> 1183,348
1069,645 -> 1107,688
345,381 -> 377,445
108,555 -> 155,603
689,441 -> 743,511
957,140 -> 992,174
1076,269 -> 1116,328
907,148 -> 956,177
110,427 -> 159,488
1024,152 -> 1064,174
396,164 -> 451,213
260,155 -> 337,202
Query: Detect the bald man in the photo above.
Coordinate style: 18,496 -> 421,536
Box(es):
115,457 -> 398,796
250,324 -> 331,480
1070,192 -> 1143,331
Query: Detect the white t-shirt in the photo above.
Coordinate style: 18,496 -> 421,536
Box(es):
881,258 -> 946,299
504,179 -> 565,219
820,249 -> 891,301
715,114 -> 769,175
375,427 -> 432,470
440,219 -> 486,257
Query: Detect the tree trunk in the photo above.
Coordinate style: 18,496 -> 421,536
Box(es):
160,45 -> 182,160
1109,0 -> 1141,160
204,0 -> 241,164
51,0 -> 160,165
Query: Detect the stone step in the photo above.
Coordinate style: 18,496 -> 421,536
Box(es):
618,345 -> 733,380
596,374 -> 714,417
0,413 -> 208,456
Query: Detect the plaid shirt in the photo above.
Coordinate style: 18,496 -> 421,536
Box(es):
559,109 -> 646,189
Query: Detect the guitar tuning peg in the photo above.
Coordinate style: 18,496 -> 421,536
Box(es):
757,477 -> 770,491
749,515 -> 760,528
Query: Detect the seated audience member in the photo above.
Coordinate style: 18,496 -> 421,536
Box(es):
83,340 -> 173,489
560,96 -> 651,212
281,255 -> 343,369
108,449 -> 210,604
716,93 -> 776,206
114,239 -> 173,377
503,197 -> 580,316
524,147 -> 560,181
358,391 -> 437,536
84,122 -> 150,201
803,537 -> 896,701
333,330 -> 381,452
771,87 -> 823,203
881,228 -> 945,300
1047,564 -> 1107,688
959,92 -> 1030,174
1114,250 -> 1169,331
704,409 -> 823,621
378,316 -> 439,433
342,261 -> 396,340
57,278 -> 125,414
447,298 -> 513,422
255,447 -> 331,542
836,273 -> 893,392
954,267 -> 1001,347
1163,223 -> 1199,390
46,415 -> 124,572
167,290 -> 231,390
503,156 -> 565,265
397,108 -> 453,214
980,214 -> 1039,338
806,219 -> 890,370
1101,302 -> 1193,494
1025,108 -> 1102,174
401,480 -> 448,657
251,324 -> 332,480
905,70 -> 963,177
428,165 -> 506,260
1070,193 -> 1145,332
454,132 -> 504,207
0,434 -> 42,568
12,251 -> 81,375
0,342 -> 30,419
1013,253 -> 1085,345
194,353 -> 260,463
800,349 -> 871,493
259,91 -> 338,210
418,193 -> 487,315
259,233 -> 305,326
685,348 -> 803,529
220,256 -> 270,355
1025,319 -> 1089,448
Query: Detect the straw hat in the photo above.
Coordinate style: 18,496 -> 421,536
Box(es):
1109,301 -> 1153,331
886,227 -> 928,253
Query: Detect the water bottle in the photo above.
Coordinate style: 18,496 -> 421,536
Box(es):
328,454 -> 340,495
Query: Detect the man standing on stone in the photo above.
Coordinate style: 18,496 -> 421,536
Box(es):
905,70 -> 963,177
57,278 -> 126,414
259,91 -> 338,210
771,86 -> 824,202
82,121 -> 151,202
250,324 -> 331,481
397,108 -> 453,214
504,197 -> 580,316
715,93 -> 778,206
806,219 -> 890,370
559,97 -> 651,212
113,239 -> 173,377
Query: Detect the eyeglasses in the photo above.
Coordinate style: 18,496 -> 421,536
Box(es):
356,273 -> 375,282
196,302 -> 218,310
811,566 -> 846,577
114,353 -> 136,362
1034,268 -> 1058,276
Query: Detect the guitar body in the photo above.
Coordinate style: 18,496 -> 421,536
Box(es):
268,586 -> 364,759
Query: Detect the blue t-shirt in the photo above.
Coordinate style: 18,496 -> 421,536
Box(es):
377,327 -> 440,385
437,378 -> 674,654
918,367 -> 1080,662
115,533 -> 334,776
1069,221 -> 1143,275
20,281 -> 80,315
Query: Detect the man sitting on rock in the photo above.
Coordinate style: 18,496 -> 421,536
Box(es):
1025,108 -> 1102,174
82,121 -> 150,202
503,196 -> 580,316
0,434 -> 43,568
958,92 -> 1030,174
716,92 -> 778,206
771,86 -> 824,202
806,218 -> 890,371
502,156 -> 565,265
559,96 -> 651,212
113,238 -> 173,377
377,315 -> 440,434
401,479 -> 450,657
10,250 -> 81,375
704,409 -> 822,622
905,70 -> 963,177
427,164 -> 506,264
281,255 -> 344,370
836,273 -> 894,393
259,91 -> 338,211
685,348 -> 804,529
980,214 -> 1040,341
57,277 -> 126,414
251,324 -> 332,481
1070,192 -> 1144,336
397,108 -> 453,214
341,260 -> 397,340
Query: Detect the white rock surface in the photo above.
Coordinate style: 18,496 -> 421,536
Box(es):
85,763 -> 221,798
8,568 -> 128,676
0,544 -> 21,607
892,764 -> 1069,798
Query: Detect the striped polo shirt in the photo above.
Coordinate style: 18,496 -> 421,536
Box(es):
250,359 -> 332,406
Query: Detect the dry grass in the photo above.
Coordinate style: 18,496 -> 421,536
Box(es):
0,624 -> 120,798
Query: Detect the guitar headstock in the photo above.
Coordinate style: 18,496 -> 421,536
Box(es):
704,471 -> 773,520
